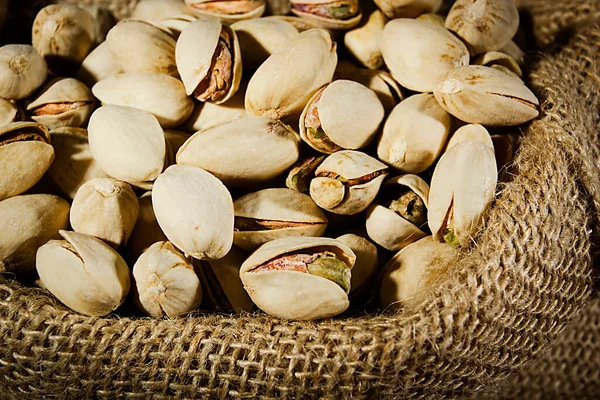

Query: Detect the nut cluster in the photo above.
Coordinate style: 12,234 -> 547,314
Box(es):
0,0 -> 533,320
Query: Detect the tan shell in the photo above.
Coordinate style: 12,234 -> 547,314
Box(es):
445,124 -> 494,152
373,0 -> 442,19
285,154 -> 326,193
344,9 -> 386,69
240,236 -> 356,320
233,188 -> 328,251
185,0 -> 266,23
126,191 -> 169,264
336,234 -> 378,297
159,15 -> 197,38
474,51 -> 523,77
152,164 -> 235,260
77,42 -> 123,87
93,73 -> 194,129
184,84 -> 248,132
291,0 -> 362,30
36,230 -> 131,316
0,99 -> 24,127
0,194 -> 69,273
177,116 -> 300,186
265,16 -> 325,32
499,40 -> 525,65
133,0 -> 194,21
0,45 -> 48,100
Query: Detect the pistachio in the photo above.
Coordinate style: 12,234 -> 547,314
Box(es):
291,0 -> 362,30
344,9 -> 386,69
0,194 -> 69,273
286,154 -> 326,193
428,140 -> 497,247
445,124 -> 493,152
132,241 -> 202,318
36,230 -> 130,316
126,192 -> 169,264
336,234 -> 377,297
380,19 -> 469,92
186,0 -> 266,23
0,45 -> 48,100
77,42 -> 123,88
373,0 -> 442,19
159,15 -> 197,39
184,83 -> 248,131
82,5 -> 116,45
133,0 -> 194,21
266,16 -> 325,32
434,65 -> 540,126
499,40 -> 525,65
239,237 -> 356,320
310,150 -> 388,215
0,99 -> 25,127
474,51 -> 523,77
416,12 -> 446,25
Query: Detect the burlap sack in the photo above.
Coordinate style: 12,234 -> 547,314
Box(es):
1,0 -> 599,398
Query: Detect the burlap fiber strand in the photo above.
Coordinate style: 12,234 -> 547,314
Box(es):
1,0 -> 600,398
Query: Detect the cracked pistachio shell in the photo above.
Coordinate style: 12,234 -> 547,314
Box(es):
152,164 -> 234,260
93,73 -> 194,129
434,65 -> 540,127
70,178 -> 140,249
186,0 -> 266,23
344,9 -> 386,69
379,236 -> 457,309
286,154 -> 326,193
107,20 -> 178,77
291,0 -> 362,30
300,80 -> 385,154
0,99 -> 24,127
0,45 -> 48,100
428,140 -> 497,247
445,0 -> 519,55
0,194 -> 69,273
377,93 -> 451,174
88,105 -> 167,185
132,241 -> 202,318
240,236 -> 356,320
176,19 -> 242,104
0,122 -> 54,201
177,116 -> 300,186
336,234 -> 378,297
445,124 -> 493,152
126,191 -> 168,263
373,0 -> 442,18
474,51 -> 523,77
77,42 -> 122,87
234,188 -> 328,251
184,84 -> 248,131
366,175 -> 429,251
310,150 -> 388,215
245,29 -> 337,120
133,0 -> 194,21
26,78 -> 96,130
159,15 -> 197,39
36,230 -> 130,316
380,19 -> 469,92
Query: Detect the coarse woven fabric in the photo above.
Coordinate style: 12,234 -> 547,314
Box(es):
1,0 -> 600,398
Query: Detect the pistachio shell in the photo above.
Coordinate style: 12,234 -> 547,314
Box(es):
0,99 -> 24,127
445,124 -> 493,152
159,15 -> 197,38
126,191 -> 169,264
499,40 -> 525,65
133,0 -> 194,21
291,0 -> 362,30
77,42 -> 123,87
265,16 -> 325,32
184,84 -> 248,132
285,154 -> 326,193
0,45 -> 48,100
185,0 -> 266,22
474,51 -> 523,77
82,5 -> 116,45
336,234 -> 378,296
0,194 -> 70,273
373,0 -> 442,19
344,9 -> 386,69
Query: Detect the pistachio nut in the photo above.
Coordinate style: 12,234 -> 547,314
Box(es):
159,15 -> 197,39
234,188 -> 328,251
291,0 -> 362,30
0,99 -> 24,127
266,16 -> 326,32
373,0 -> 442,19
416,12 -> 445,25
379,236 -> 457,309
126,192 -> 169,264
428,140 -> 497,247
239,236 -> 356,320
300,80 -> 385,154
231,18 -> 299,70
70,178 -> 139,249
77,42 -> 123,88
0,122 -> 54,201
133,0 -> 194,21
82,5 -> 116,45
377,93 -> 451,174
32,4 -> 95,74
499,40 -> 525,65
26,78 -> 96,130
47,127 -> 110,199
177,116 -> 300,186
380,19 -> 469,92
434,65 -> 540,127
132,241 -> 202,318
286,154 -> 326,193
36,230 -> 130,316
445,0 -> 519,55
366,174 -> 429,251
245,29 -> 337,120
93,73 -> 194,129
152,164 -> 234,260
336,233 -> 377,297
0,194 -> 69,273
88,105 -> 167,185
310,150 -> 388,215
474,51 -> 523,77
0,45 -> 48,100
344,9 -> 386,69
107,20 -> 178,77
445,123 -> 493,152
184,83 -> 248,131
186,0 -> 266,23
194,246 -> 254,313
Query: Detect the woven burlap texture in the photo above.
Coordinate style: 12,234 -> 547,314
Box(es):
1,0 -> 600,398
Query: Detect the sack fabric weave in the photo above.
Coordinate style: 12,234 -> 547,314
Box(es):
1,0 -> 600,398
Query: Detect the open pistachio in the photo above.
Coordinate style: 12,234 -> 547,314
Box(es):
126,192 -> 169,264
428,140 -> 497,246
445,124 -> 493,152
310,150 -> 388,215
0,194 -> 69,273
336,233 -> 377,297
0,45 -> 48,100
291,0 -> 362,30
133,0 -> 194,21
234,188 -> 328,251
434,65 -> 540,127
445,0 -> 519,55
377,93 -> 451,174
152,164 -> 234,260
245,29 -> 337,120
0,99 -> 24,127
26,78 -> 96,130
77,42 -> 122,88
474,51 -> 523,78
0,122 -> 54,201
373,0 -> 442,19
132,241 -> 202,318
379,236 -> 457,310
380,19 -> 469,92
344,9 -> 386,69
93,73 -> 194,129
286,154 -> 326,193
299,80 -> 385,154
36,230 -> 131,316
186,0 -> 266,22
177,116 -> 300,186
176,18 -> 242,104
240,237 -> 356,320
184,83 -> 248,132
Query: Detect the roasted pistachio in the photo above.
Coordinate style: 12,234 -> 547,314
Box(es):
133,0 -> 194,21
336,233 -> 378,297
77,42 -> 122,87
373,0 -> 442,19
474,51 -> 523,77
266,15 -> 326,32
186,0 -> 266,22
416,12 -> 445,25
445,124 -> 493,152
286,154 -> 326,193
344,9 -> 386,69
0,45 -> 47,100
291,0 -> 362,30
0,99 -> 24,127
159,15 -> 197,39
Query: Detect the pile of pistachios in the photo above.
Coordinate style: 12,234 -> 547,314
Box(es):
0,0 -> 536,321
